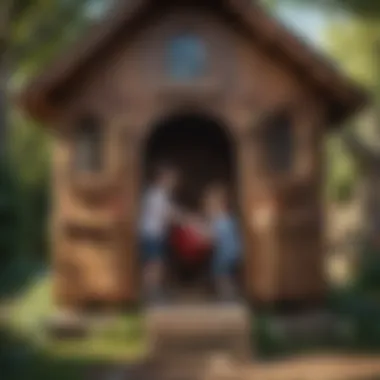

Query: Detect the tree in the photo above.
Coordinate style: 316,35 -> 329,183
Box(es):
0,0 -> 14,159
0,0 -> 105,283
321,17 -> 380,253
280,0 -> 380,18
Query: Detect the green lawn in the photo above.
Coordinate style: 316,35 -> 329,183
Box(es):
4,267 -> 380,378
1,273 -> 146,379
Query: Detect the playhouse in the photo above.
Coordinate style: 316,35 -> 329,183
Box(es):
20,0 -> 366,311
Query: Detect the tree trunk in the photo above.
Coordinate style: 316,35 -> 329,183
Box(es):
0,0 -> 14,160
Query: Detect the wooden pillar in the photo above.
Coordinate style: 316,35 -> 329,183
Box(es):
275,100 -> 326,304
240,101 -> 327,307
238,131 -> 255,300
117,128 -> 141,306
52,118 -> 142,311
53,132 -> 76,309
238,119 -> 279,304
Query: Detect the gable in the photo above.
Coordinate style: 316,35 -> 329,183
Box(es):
59,7 -> 307,120
19,0 -> 367,126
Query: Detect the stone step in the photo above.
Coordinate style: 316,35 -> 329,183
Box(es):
150,354 -> 244,380
145,303 -> 252,362
146,303 -> 250,333
153,361 -> 207,380
151,334 -> 250,362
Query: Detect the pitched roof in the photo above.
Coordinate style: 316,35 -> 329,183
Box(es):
19,0 -> 368,125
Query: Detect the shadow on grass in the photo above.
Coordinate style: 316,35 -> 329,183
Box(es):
0,326 -> 97,380
0,271 -> 146,380
254,287 -> 380,361
0,258 -> 47,301
1,308 -> 146,379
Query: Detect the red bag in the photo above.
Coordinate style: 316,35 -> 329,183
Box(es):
171,224 -> 211,263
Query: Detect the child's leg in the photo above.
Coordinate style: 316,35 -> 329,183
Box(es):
215,275 -> 234,297
142,237 -> 165,299
145,260 -> 163,292
213,254 -> 237,300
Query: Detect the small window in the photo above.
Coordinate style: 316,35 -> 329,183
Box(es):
73,115 -> 103,173
167,34 -> 207,81
262,111 -> 294,173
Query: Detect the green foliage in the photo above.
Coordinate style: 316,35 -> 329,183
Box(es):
327,286 -> 380,351
323,19 -> 379,90
279,0 -> 380,18
0,110 -> 51,287
353,243 -> 380,293
326,241 -> 380,351
10,0 -> 95,83
0,326 -> 91,380
254,313 -> 282,358
0,0 -> 108,285
3,273 -> 145,369
325,134 -> 358,203
321,15 -> 380,203
0,1 -> 97,304
0,161 -> 18,268
9,112 -> 51,262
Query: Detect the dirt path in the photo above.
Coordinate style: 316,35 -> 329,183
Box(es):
89,354 -> 380,380
246,354 -> 380,380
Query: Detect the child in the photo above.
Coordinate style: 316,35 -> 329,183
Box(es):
139,165 -> 180,302
204,185 -> 241,300
170,212 -> 213,265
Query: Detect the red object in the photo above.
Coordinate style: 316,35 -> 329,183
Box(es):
170,224 -> 211,263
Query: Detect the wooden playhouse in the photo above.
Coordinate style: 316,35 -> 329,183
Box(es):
19,0 -> 366,311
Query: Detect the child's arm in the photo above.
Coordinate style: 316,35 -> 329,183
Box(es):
169,203 -> 188,224
196,220 -> 215,241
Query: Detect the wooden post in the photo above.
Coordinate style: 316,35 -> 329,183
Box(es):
118,127 -> 141,306
274,101 -> 326,304
238,116 -> 280,304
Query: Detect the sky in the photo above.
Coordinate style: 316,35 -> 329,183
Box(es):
89,1 -> 327,41
275,5 -> 327,46
87,1 -> 328,48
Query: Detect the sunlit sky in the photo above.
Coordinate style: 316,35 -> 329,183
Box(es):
87,2 -> 329,48
275,5 -> 327,46
95,2 -> 327,41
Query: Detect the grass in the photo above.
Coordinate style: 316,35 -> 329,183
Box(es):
0,271 -> 146,379
254,287 -> 380,360
4,256 -> 380,378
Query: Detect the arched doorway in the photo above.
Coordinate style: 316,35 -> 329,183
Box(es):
141,113 -> 241,301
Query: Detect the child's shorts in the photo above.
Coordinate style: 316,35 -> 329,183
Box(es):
212,251 -> 238,277
140,235 -> 165,263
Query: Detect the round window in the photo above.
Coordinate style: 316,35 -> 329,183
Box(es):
167,34 -> 207,81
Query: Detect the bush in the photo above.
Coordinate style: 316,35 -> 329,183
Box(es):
354,243 -> 380,293
0,162 -> 18,270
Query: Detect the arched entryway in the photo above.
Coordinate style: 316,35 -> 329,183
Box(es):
141,113 -> 242,301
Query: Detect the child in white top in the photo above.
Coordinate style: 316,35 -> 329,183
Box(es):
139,166 -> 179,301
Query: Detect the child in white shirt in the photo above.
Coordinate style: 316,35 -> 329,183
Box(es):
139,166 -> 179,301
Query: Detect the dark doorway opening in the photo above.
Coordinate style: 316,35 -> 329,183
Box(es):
142,113 -> 241,300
